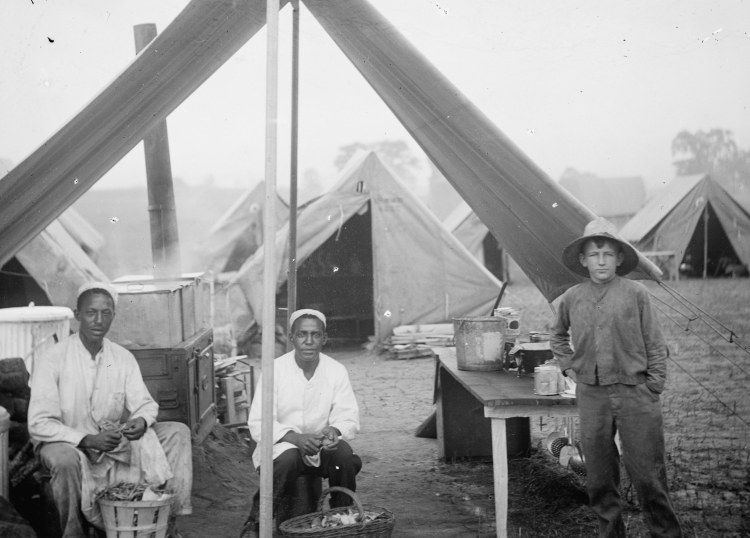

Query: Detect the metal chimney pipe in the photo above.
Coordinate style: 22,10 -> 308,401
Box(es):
134,23 -> 182,278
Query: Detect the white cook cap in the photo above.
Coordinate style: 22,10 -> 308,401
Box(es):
289,308 -> 326,330
76,281 -> 118,306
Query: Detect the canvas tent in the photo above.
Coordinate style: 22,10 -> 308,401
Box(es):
229,151 -> 503,341
620,174 -> 750,277
559,174 -> 646,229
56,208 -> 105,259
205,182 -> 288,274
2,216 -> 108,308
444,201 -> 509,281
0,0 -> 662,308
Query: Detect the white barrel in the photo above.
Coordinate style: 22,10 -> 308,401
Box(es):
0,306 -> 74,376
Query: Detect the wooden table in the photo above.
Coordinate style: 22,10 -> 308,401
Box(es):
433,347 -> 577,538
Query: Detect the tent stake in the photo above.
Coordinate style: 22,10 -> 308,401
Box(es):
260,0 -> 280,535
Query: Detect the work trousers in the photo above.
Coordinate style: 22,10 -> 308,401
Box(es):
577,382 -> 682,537
38,421 -> 193,538
246,440 -> 362,526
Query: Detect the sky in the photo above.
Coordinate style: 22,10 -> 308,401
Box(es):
1,0 -> 749,198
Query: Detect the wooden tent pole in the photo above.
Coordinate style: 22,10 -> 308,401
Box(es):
260,0 -> 280,535
703,205 -> 709,280
286,0 -> 300,349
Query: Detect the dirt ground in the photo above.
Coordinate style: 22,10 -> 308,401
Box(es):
181,346 -> 507,537
179,278 -> 750,537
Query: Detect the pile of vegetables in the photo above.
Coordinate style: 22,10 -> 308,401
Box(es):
309,509 -> 384,529
95,482 -> 171,502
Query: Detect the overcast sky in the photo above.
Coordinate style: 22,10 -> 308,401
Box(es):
1,0 -> 749,196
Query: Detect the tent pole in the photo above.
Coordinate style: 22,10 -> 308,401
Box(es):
703,206 -> 709,280
260,0 -> 280,535
286,0 -> 300,350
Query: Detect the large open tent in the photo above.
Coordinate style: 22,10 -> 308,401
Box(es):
229,151 -> 502,341
620,174 -> 750,277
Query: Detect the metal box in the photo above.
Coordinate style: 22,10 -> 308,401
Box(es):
130,328 -> 216,443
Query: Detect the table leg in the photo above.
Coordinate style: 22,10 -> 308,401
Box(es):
490,417 -> 508,538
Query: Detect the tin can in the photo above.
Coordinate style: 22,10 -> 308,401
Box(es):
534,364 -> 559,395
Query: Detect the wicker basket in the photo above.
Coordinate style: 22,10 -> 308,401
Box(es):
98,496 -> 172,538
279,487 -> 394,537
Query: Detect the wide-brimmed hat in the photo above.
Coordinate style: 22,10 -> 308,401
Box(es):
562,217 -> 639,277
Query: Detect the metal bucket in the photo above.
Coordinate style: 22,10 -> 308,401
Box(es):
453,317 -> 505,371
0,306 -> 73,377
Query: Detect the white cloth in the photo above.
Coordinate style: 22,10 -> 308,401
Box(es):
28,335 -> 158,446
247,351 -> 359,469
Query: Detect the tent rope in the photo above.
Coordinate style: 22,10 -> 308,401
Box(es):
651,299 -> 750,385
664,351 -> 750,429
655,281 -> 750,356
334,203 -> 344,242
650,293 -> 750,377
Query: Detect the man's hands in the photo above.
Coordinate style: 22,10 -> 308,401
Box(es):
320,426 -> 340,452
79,417 -> 148,452
282,426 -> 342,455
122,417 -> 147,440
80,430 -> 122,452
283,432 -> 324,456
564,368 -> 577,383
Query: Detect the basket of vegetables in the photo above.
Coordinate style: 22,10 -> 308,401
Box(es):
279,486 -> 394,537
96,482 -> 173,538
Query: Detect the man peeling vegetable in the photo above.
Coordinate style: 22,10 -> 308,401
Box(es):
240,309 -> 362,537
28,282 -> 193,537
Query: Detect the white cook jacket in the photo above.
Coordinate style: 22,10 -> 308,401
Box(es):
248,351 -> 360,469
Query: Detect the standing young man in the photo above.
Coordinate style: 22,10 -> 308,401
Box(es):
550,218 -> 682,537
241,309 -> 361,537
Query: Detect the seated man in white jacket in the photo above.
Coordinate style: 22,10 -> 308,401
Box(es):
241,309 -> 361,536
28,282 -> 192,538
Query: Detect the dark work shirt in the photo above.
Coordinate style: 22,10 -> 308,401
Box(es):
550,276 -> 667,392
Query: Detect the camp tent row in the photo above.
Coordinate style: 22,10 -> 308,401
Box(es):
229,151 -> 502,341
620,174 -> 750,277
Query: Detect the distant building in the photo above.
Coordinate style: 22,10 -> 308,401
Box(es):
559,170 -> 646,229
